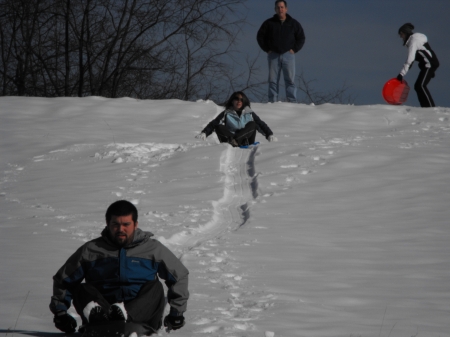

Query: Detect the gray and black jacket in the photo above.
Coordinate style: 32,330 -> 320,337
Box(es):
50,228 -> 189,316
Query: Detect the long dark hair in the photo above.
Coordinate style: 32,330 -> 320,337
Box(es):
225,91 -> 251,111
398,23 -> 414,45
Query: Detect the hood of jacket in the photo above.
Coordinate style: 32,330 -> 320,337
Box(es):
226,107 -> 254,116
405,32 -> 427,48
101,227 -> 154,248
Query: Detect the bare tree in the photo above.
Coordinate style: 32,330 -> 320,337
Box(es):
296,71 -> 355,105
0,1 -> 355,104
223,51 -> 267,103
0,0 -> 252,101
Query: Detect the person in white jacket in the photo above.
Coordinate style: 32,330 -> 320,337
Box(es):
396,23 -> 439,107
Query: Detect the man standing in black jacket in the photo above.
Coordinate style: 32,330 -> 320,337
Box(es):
257,0 -> 305,103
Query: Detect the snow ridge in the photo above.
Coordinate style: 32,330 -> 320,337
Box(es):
166,145 -> 259,255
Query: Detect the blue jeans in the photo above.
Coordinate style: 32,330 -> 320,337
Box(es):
267,51 -> 297,103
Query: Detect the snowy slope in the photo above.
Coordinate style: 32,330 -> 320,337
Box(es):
1,97 -> 449,337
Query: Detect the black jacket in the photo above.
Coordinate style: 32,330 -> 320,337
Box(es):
201,108 -> 273,138
257,14 -> 305,54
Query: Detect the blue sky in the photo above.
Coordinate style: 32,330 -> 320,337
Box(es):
237,0 -> 449,107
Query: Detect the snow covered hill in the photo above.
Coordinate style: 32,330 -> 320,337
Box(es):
1,97 -> 449,337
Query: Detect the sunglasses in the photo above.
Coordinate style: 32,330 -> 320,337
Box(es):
233,97 -> 244,102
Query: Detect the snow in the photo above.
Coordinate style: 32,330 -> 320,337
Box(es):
1,96 -> 449,337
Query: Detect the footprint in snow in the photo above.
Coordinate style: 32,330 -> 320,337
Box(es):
192,317 -> 214,325
195,325 -> 222,333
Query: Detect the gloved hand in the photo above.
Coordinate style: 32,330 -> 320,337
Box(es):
195,133 -> 206,141
54,311 -> 77,333
164,315 -> 185,331
396,74 -> 403,83
267,135 -> 278,142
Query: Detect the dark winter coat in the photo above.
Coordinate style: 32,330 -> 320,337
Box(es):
257,14 -> 305,54
201,108 -> 273,138
50,228 -> 189,315
400,33 -> 439,77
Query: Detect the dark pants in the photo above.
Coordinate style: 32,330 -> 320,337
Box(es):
72,281 -> 165,330
414,68 -> 436,107
214,121 -> 257,146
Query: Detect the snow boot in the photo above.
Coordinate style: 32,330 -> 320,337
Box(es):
83,301 -> 108,324
109,302 -> 128,321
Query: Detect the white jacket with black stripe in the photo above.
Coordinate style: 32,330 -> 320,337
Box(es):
400,33 -> 439,77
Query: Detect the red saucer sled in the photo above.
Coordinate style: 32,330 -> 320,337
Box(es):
382,78 -> 410,105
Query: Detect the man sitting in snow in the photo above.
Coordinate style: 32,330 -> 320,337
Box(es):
49,200 -> 189,334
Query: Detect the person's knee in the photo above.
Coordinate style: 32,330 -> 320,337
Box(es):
414,82 -> 423,92
214,132 -> 229,143
246,121 -> 256,129
140,280 -> 164,295
215,126 -> 236,143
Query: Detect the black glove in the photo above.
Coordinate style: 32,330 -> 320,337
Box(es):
53,311 -> 77,333
164,315 -> 185,331
396,74 -> 403,82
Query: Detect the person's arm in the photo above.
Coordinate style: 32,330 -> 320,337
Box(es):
50,246 -> 86,333
293,21 -> 305,53
399,40 -> 418,76
50,246 -> 86,314
156,244 -> 189,332
252,112 -> 273,138
155,242 -> 189,315
257,21 -> 270,53
201,110 -> 226,137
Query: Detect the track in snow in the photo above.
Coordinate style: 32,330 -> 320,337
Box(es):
166,145 -> 259,257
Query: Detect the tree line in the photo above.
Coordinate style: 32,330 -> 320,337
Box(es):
0,0 -> 263,101
0,0 -> 354,104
